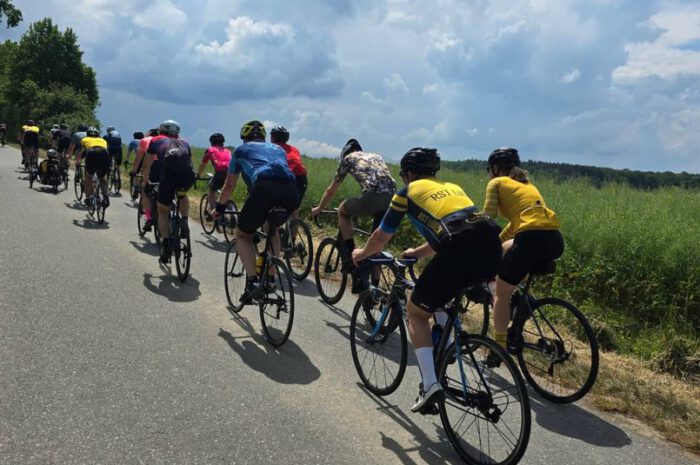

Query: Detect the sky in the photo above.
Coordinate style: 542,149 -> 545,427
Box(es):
3,0 -> 700,173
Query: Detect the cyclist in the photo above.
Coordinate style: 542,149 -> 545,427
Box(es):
311,138 -> 396,293
22,120 -> 40,168
130,128 -> 160,231
213,120 -> 297,302
75,127 -> 111,208
196,132 -> 231,217
125,131 -> 144,166
68,124 -> 89,163
0,122 -> 7,146
483,147 -> 563,351
56,124 -> 72,170
141,120 -> 196,264
352,147 -> 502,413
50,124 -> 60,148
104,126 -> 123,167
270,126 -> 307,217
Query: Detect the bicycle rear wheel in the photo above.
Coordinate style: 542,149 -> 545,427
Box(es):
175,224 -> 192,282
110,167 -> 121,194
222,200 -> 238,243
350,289 -> 407,396
259,257 -> 295,347
438,334 -> 531,465
96,195 -> 105,224
74,174 -> 83,201
516,297 -> 599,403
284,218 -> 313,281
314,237 -> 347,304
224,240 -> 246,314
455,289 -> 491,339
199,193 -> 216,234
137,197 -> 147,236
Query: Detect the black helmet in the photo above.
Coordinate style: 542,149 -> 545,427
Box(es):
400,147 -> 440,175
270,126 -> 289,144
106,126 -> 115,133
240,120 -> 266,141
488,147 -> 520,168
209,132 -> 225,145
59,123 -> 68,130
86,127 -> 100,137
148,128 -> 159,137
133,131 -> 144,139
78,124 -> 89,132
26,119 -> 35,125
47,149 -> 58,159
340,139 -> 362,158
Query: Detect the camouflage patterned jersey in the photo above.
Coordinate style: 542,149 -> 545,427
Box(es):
334,151 -> 396,194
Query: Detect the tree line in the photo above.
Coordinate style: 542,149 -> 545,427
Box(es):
0,12 -> 100,145
444,159 -> 700,190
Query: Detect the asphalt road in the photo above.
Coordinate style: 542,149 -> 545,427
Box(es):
0,146 -> 697,465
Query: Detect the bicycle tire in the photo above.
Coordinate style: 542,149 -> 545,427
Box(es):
137,197 -> 146,236
114,168 -> 121,194
62,172 -> 69,191
96,199 -> 105,223
456,292 -> 491,339
516,297 -> 599,403
284,218 -> 313,281
28,169 -> 34,188
74,177 -> 83,201
259,257 -> 295,347
87,195 -> 96,217
438,334 -> 531,465
314,237 -> 347,304
224,240 -> 246,314
199,193 -> 216,234
175,225 -> 191,282
222,200 -> 238,244
350,288 -> 407,396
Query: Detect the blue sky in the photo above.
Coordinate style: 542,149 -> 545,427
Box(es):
4,0 -> 700,173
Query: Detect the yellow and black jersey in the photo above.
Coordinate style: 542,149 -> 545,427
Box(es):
80,136 -> 108,152
379,177 -> 478,250
22,125 -> 39,142
483,176 -> 559,241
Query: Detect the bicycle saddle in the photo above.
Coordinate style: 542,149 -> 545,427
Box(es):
530,260 -> 556,276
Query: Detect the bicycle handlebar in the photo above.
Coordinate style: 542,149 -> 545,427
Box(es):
312,206 -> 340,228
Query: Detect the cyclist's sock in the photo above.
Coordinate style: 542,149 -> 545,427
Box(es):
434,310 -> 454,346
145,209 -> 152,221
415,347 -> 437,388
495,332 -> 508,348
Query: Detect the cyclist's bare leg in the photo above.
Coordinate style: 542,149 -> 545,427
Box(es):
207,188 -> 217,211
493,238 -> 516,346
236,229 -> 257,277
178,195 -> 189,224
407,300 -> 438,389
84,173 -> 95,198
98,176 -> 108,198
337,200 -> 354,240
157,202 -> 170,239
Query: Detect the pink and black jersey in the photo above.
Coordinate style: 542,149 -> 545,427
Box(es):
202,146 -> 232,172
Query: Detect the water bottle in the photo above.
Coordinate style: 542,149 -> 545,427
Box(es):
255,255 -> 264,276
431,324 -> 443,347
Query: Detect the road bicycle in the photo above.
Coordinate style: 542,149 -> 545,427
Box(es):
224,207 -> 295,347
107,159 -> 121,195
137,182 -> 160,245
279,215 -> 313,282
159,191 -> 192,282
84,171 -> 108,224
124,161 -> 142,201
354,254 -> 532,463
350,253 -> 531,465
313,208 -> 378,304
74,163 -> 85,201
464,260 -> 599,403
197,174 -> 238,242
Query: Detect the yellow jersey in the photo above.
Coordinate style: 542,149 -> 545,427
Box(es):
80,136 -> 108,152
483,176 -> 559,241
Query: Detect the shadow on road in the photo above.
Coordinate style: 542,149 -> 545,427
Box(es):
123,201 -> 137,209
218,324 -> 321,385
64,201 -> 85,211
357,383 -> 461,465
130,240 -> 159,257
142,272 -> 202,303
291,277 -> 319,297
195,233 -> 229,253
530,395 -> 632,448
72,218 -> 110,229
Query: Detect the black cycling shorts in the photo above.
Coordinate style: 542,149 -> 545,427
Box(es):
85,149 -> 111,177
23,133 -> 39,149
158,169 -> 196,206
295,175 -> 308,210
149,159 -> 161,183
209,170 -> 227,191
109,148 -> 123,166
499,229 -> 564,285
411,220 -> 502,312
238,178 -> 298,235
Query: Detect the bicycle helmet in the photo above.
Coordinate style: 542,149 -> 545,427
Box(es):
133,131 -> 144,139
209,132 -> 225,145
86,127 -> 100,137
26,119 -> 35,125
240,120 -> 266,141
340,139 -> 362,158
487,147 -> 520,168
78,124 -> 89,132
159,120 -> 180,136
106,126 -> 115,133
47,149 -> 58,159
400,147 -> 440,175
52,124 -> 59,129
270,126 -> 289,144
148,128 -> 159,137
59,123 -> 68,130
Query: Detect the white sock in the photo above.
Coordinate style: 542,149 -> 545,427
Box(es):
415,347 -> 437,389
434,311 -> 454,346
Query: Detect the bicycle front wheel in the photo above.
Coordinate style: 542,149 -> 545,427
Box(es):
74,175 -> 83,201
516,297 -> 599,403
222,200 -> 238,244
96,196 -> 105,224
284,218 -> 313,281
439,334 -> 531,465
259,257 -> 295,347
314,237 -> 347,304
224,240 -> 246,314
199,193 -> 216,234
175,225 -> 192,282
350,289 -> 407,396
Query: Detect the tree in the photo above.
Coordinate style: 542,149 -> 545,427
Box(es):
0,0 -> 21,28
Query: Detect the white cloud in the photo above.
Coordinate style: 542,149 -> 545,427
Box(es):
133,0 -> 187,31
383,73 -> 409,95
295,138 -> 342,158
560,68 -> 581,84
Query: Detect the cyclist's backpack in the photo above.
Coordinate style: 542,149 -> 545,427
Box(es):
161,139 -> 193,172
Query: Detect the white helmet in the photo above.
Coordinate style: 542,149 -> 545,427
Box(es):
159,119 -> 180,136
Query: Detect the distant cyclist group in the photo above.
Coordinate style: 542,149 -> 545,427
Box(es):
7,117 -> 596,465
